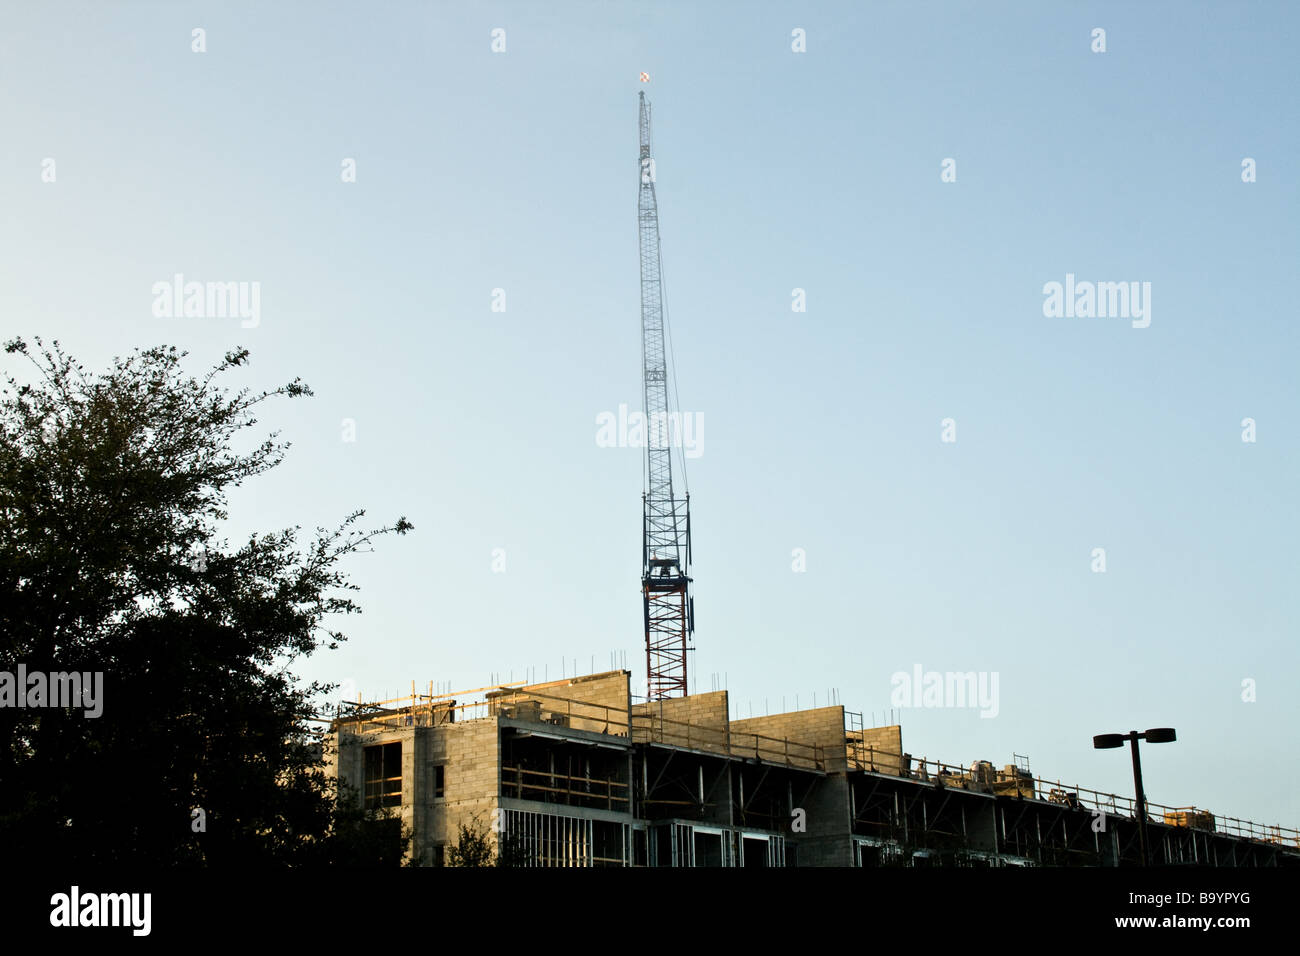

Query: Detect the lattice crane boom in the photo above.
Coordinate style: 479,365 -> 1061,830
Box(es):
637,90 -> 693,700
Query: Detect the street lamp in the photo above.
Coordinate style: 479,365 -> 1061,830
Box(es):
1093,728 -> 1177,866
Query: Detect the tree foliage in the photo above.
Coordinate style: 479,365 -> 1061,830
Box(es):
444,815 -> 529,867
0,338 -> 412,864
446,819 -> 497,868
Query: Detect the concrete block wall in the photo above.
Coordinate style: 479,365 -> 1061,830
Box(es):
631,690 -> 730,753
490,670 -> 631,736
731,706 -> 849,771
728,707 -> 854,862
332,717 -> 505,865
330,727 -> 420,856
420,718 -> 501,864
848,725 -> 905,775
794,774 -> 854,866
325,731 -> 364,807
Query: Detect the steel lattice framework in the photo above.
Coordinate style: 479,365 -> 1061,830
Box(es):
637,90 -> 693,700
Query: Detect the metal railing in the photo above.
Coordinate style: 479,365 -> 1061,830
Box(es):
501,764 -> 630,810
848,744 -> 1300,849
335,686 -> 826,770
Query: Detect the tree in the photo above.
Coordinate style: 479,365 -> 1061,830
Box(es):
0,337 -> 413,865
443,814 -> 529,867
327,784 -> 413,867
446,818 -> 497,867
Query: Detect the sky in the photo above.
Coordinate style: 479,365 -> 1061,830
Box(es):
1,1 -> 1296,829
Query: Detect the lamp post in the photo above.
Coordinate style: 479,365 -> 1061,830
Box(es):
1093,728 -> 1176,866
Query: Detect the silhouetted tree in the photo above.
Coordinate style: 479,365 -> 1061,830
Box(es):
444,814 -> 528,867
0,337 -> 412,864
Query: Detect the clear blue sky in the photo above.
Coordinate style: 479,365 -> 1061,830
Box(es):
2,2 -> 1296,828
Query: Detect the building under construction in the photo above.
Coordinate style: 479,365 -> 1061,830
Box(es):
325,670 -> 1299,867
325,92 -> 1297,868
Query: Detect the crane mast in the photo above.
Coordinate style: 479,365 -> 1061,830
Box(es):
637,90 -> 693,700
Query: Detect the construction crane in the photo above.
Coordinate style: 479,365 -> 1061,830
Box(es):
637,90 -> 693,700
